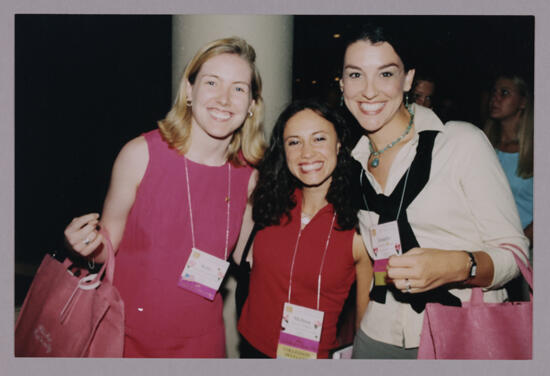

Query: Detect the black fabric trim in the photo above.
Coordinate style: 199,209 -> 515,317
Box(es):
358,131 -> 461,313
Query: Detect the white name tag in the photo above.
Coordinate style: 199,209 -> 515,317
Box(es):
276,302 -> 324,359
177,248 -> 229,301
369,220 -> 402,260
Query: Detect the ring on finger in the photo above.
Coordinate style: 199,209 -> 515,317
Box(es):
405,278 -> 412,293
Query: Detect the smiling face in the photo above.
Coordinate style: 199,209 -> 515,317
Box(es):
186,53 -> 255,141
489,77 -> 526,122
340,40 -> 415,134
283,109 -> 340,190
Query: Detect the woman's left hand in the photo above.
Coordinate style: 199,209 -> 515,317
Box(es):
386,248 -> 469,293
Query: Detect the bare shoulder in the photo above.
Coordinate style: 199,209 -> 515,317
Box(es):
114,135 -> 148,168
352,231 -> 368,262
119,135 -> 148,160
111,135 -> 149,186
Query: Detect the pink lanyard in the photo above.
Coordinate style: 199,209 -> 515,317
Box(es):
183,157 -> 231,260
287,212 -> 336,310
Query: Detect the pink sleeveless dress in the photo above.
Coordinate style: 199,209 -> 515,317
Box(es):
113,130 -> 253,358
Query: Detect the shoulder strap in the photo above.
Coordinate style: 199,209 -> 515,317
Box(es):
240,223 -> 259,265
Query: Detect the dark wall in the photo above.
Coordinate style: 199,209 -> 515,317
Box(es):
15,15 -> 535,264
292,15 -> 534,127
15,15 -> 172,265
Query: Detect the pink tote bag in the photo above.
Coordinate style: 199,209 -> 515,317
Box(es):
418,246 -> 532,359
15,228 -> 124,357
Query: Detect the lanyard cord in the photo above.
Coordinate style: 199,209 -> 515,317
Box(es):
360,165 -> 411,224
287,212 -> 336,311
183,157 -> 231,260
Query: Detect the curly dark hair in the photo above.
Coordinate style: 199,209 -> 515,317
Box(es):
252,99 -> 360,231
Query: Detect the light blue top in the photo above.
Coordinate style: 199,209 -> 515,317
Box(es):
496,150 -> 533,229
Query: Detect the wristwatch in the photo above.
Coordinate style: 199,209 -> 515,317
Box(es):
465,251 -> 477,281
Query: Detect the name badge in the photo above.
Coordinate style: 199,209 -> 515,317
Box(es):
276,302 -> 324,359
177,248 -> 229,300
370,221 -> 402,286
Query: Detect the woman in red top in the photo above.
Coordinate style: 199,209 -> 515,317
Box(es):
236,100 -> 372,358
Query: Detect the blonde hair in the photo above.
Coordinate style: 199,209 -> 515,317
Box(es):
158,37 -> 266,166
484,75 -> 533,178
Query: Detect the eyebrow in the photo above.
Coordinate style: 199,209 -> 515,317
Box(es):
343,63 -> 400,71
200,73 -> 251,86
283,130 -> 329,140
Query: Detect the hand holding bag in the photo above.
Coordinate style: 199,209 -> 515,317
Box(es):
418,245 -> 532,359
15,228 -> 124,357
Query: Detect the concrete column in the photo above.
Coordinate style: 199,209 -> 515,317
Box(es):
172,15 -> 294,358
172,14 -> 294,137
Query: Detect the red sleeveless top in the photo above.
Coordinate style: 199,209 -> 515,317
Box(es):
238,189 -> 356,358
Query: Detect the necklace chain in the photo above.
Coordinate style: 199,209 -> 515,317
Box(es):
369,106 -> 415,168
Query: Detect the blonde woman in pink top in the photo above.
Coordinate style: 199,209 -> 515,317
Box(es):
63,37 -> 265,357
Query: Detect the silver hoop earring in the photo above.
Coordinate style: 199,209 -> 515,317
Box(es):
248,111 -> 253,118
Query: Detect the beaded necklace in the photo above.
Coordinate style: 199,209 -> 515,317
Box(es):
369,105 -> 415,168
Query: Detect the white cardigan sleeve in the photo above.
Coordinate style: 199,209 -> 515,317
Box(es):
448,121 -> 529,289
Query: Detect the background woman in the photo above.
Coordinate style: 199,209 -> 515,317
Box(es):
64,37 -> 265,357
338,24 -> 530,358
236,100 -> 371,359
484,74 -> 533,249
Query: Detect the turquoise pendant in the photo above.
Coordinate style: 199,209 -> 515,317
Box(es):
371,157 -> 379,168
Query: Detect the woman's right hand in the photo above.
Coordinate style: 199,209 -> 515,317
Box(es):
64,213 -> 103,257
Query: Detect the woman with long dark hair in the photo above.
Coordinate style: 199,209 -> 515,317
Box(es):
236,100 -> 371,359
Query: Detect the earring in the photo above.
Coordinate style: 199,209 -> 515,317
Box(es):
339,94 -> 344,107
186,100 -> 192,107
248,111 -> 253,118
404,93 -> 410,108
